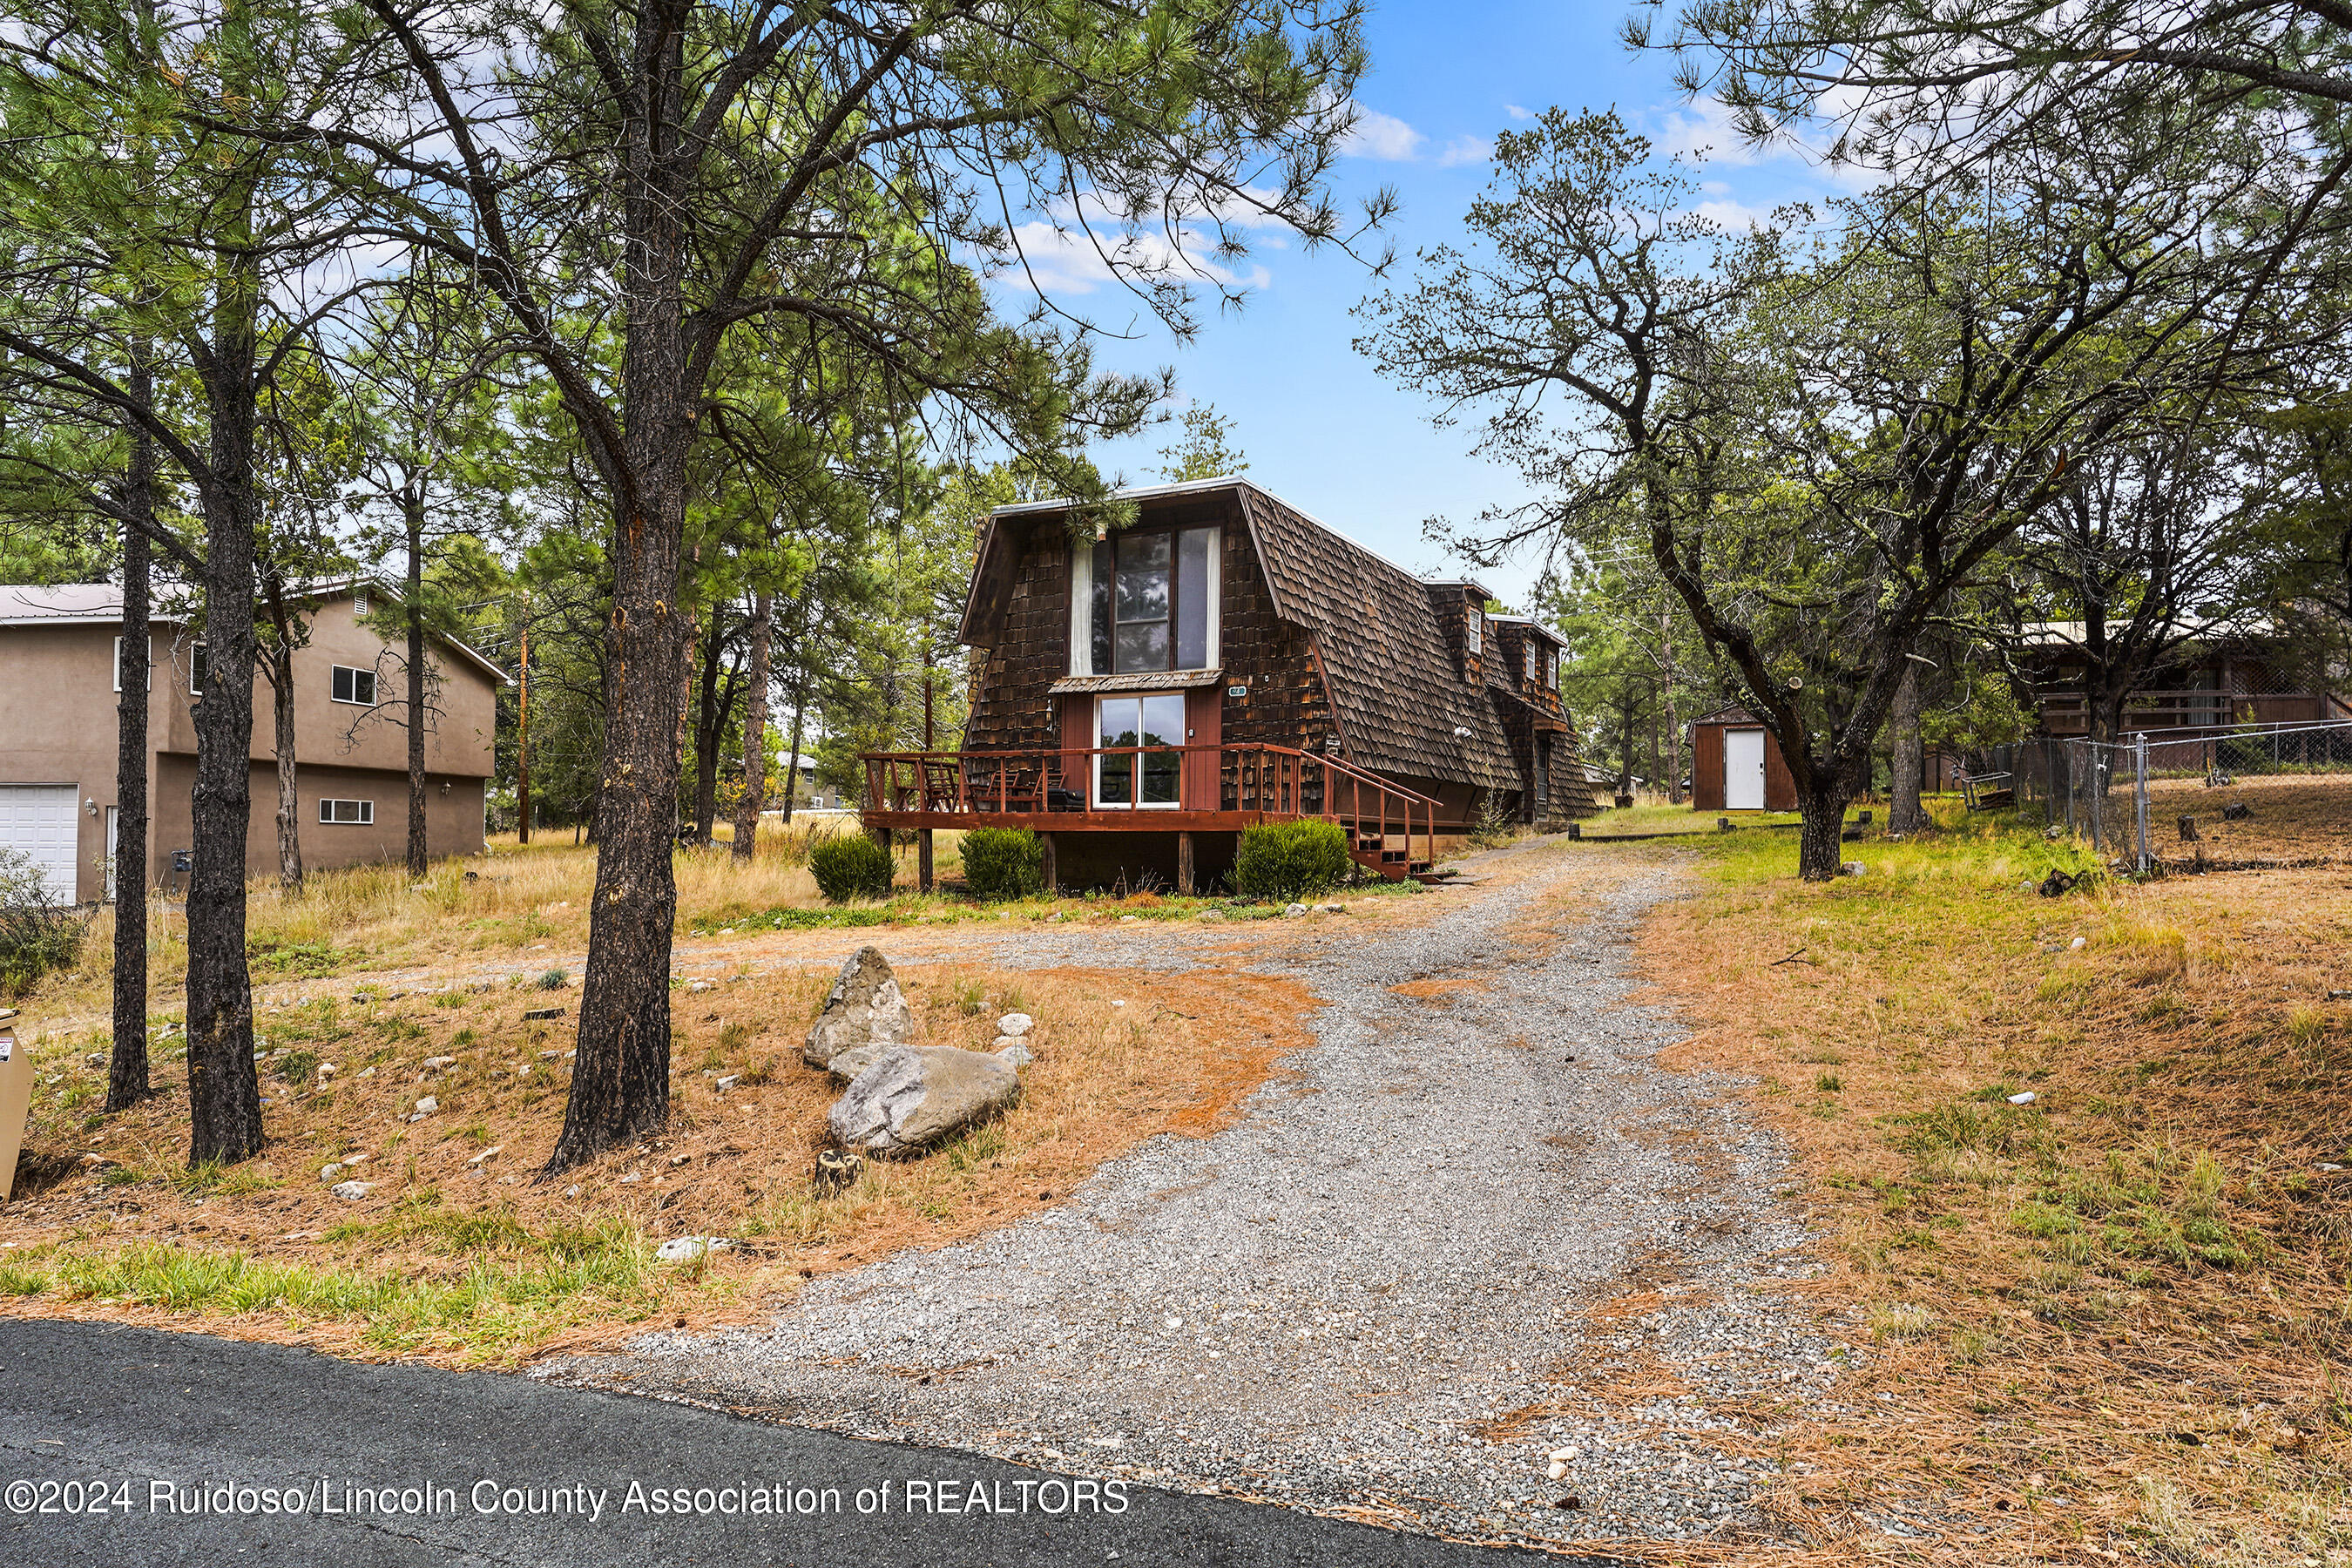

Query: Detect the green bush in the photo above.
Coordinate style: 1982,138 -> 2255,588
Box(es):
0,847 -> 87,997
958,828 -> 1044,901
808,832 -> 896,903
1232,821 -> 1353,902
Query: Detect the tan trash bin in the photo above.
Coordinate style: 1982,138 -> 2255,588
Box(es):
0,1010 -> 30,1203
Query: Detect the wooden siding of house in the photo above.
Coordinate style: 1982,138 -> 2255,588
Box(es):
1690,716 -> 1798,811
963,523 -> 1070,754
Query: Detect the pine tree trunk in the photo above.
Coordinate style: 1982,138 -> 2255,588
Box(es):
781,692 -> 807,826
406,486 -> 429,876
543,100 -> 694,1171
106,388 -> 153,1114
186,463 -> 264,1167
272,649 -> 301,890
1796,781 -> 1851,882
731,591 -> 772,862
693,618 -> 723,841
1889,662 -> 1928,834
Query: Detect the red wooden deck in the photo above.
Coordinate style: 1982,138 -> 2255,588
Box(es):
857,743 -> 1441,880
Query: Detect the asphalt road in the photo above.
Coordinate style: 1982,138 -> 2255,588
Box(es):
0,1320 -> 1622,1567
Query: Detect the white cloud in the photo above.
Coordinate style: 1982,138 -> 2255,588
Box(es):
1505,104 -> 1535,121
1342,103 -> 1425,162
1436,135 -> 1492,168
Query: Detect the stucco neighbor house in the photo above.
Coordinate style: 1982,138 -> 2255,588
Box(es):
0,579 -> 507,903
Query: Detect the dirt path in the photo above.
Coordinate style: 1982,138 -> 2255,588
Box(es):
537,839 -> 1841,1554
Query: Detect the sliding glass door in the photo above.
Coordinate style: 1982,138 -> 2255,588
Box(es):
1095,693 -> 1186,808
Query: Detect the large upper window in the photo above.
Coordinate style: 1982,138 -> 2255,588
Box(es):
1084,526 -> 1218,674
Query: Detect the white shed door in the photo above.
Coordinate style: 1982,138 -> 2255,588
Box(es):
1724,729 -> 1766,811
0,784 -> 78,902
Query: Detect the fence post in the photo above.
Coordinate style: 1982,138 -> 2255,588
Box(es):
2133,732 -> 2151,875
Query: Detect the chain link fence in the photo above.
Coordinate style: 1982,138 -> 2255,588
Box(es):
1981,720 -> 2352,872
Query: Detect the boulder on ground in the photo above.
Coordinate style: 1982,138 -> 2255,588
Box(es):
803,945 -> 916,1070
828,1046 -> 1018,1157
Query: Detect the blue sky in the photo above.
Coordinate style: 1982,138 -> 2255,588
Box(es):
1017,1 -> 1847,611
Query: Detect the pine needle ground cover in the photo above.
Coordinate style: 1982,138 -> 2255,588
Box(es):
1620,810 -> 2351,1565
0,959 -> 1315,1366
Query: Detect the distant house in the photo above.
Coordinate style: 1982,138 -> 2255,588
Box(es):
2012,621 -> 2351,737
0,580 -> 506,902
861,477 -> 1596,891
1687,705 -> 1798,813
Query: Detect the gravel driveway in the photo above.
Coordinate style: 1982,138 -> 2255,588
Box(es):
547,838 -> 1843,1552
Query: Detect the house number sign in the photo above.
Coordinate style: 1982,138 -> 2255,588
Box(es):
1227,685 -> 1248,699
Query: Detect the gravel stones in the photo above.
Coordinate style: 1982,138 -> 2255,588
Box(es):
827,1046 -> 1018,1157
556,839 -> 1836,1552
802,946 -> 916,1071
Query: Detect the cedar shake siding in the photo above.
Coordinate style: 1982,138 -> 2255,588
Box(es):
956,479 -> 1597,834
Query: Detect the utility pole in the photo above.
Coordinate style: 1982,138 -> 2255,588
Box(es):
516,626 -> 531,845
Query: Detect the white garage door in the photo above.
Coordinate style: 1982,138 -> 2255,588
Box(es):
0,785 -> 79,902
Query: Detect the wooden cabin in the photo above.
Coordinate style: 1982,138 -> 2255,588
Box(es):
860,477 -> 1598,893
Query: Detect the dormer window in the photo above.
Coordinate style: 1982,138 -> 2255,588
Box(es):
1524,640 -> 1537,681
1072,525 -> 1219,675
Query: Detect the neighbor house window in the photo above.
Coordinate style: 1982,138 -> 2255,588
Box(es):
319,798 -> 374,824
1093,693 -> 1185,808
352,588 -> 369,617
1524,641 -> 1537,681
189,642 -> 206,695
1545,648 -> 1559,689
1080,526 -> 1219,675
331,665 -> 378,705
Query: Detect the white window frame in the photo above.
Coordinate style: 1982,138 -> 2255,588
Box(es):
318,798 -> 375,825
112,636 -> 152,694
352,588 -> 369,617
1069,526 -> 1220,676
330,664 -> 379,706
188,641 -> 206,695
1092,693 -> 1186,810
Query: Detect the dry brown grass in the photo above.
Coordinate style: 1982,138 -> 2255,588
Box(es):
1613,817 -> 2352,1565
2151,774 -> 2352,867
0,955 -> 1315,1366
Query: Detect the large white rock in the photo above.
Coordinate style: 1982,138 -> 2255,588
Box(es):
997,1012 -> 1034,1037
828,1046 -> 1019,1158
803,946 -> 916,1070
329,1180 -> 375,1200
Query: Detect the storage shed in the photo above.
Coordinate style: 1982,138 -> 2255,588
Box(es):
1688,704 -> 1796,812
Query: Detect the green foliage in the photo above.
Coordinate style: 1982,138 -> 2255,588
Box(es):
1232,821 -> 1353,901
808,833 -> 896,903
958,828 -> 1044,900
1157,403 -> 1249,481
0,848 -> 86,997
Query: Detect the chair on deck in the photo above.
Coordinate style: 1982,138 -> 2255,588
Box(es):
919,757 -> 964,812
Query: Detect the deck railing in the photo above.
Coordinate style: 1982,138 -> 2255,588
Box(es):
857,743 -> 1440,873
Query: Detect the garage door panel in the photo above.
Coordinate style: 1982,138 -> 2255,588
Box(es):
0,785 -> 79,902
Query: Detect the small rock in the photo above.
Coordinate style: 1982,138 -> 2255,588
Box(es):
618,1171 -> 642,1185
413,1096 -> 439,1115
2019,880 -> 2036,895
656,1236 -> 734,1263
523,1006 -> 565,1021
355,1065 -> 375,1078
468,1145 -> 503,1166
2222,801 -> 2253,821
1547,1461 -> 1568,1481
422,1055 -> 456,1071
669,1152 -> 691,1166
1549,1446 -> 1581,1462
804,946 -> 916,1071
2007,1091 -> 2037,1105
2069,936 -> 2086,950
997,1013 -> 1035,1037
317,1063 -> 337,1077
329,1180 -> 375,1200
689,980 -> 713,993
714,1074 -> 740,1092
1283,902 -> 1308,917
1315,902 -> 1344,914
2044,824 -> 2065,841
342,1152 -> 368,1166
995,1041 -> 1034,1069
1838,861 -> 1867,876
319,1162 -> 345,1183
1111,999 -> 1126,1008
564,1184 -> 582,1198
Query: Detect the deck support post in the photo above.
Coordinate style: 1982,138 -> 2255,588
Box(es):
1176,831 -> 1195,896
1039,831 -> 1058,895
917,828 -> 936,893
